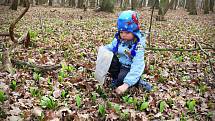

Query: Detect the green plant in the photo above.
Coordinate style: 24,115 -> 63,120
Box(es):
159,101 -> 166,113
198,83 -> 207,95
98,104 -> 106,117
33,72 -> 41,81
40,96 -> 57,109
10,80 -> 17,91
122,95 -> 130,103
127,97 -> 134,104
61,89 -> 68,98
186,99 -> 196,112
174,54 -> 184,62
180,112 -> 187,121
96,85 -> 107,99
113,104 -> 121,114
140,102 -> 149,111
29,30 -> 38,40
119,110 -> 129,121
29,87 -> 41,97
0,90 -> 7,103
0,107 -> 7,118
90,92 -> 97,103
190,53 -> 201,62
75,94 -> 82,108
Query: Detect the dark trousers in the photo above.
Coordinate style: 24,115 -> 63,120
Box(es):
108,55 -> 133,87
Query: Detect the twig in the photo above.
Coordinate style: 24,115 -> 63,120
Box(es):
148,0 -> 157,47
192,38 -> 215,78
11,59 -> 62,72
9,0 -> 30,43
39,12 -> 45,42
145,47 -> 215,51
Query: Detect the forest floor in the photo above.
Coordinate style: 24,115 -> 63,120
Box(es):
0,5 -> 215,121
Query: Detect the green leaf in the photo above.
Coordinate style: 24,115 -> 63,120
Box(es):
33,72 -> 41,81
91,92 -> 97,103
10,80 -> 17,91
40,96 -> 57,109
187,100 -> 196,112
128,97 -> 133,104
75,94 -> 81,108
122,95 -> 130,103
159,101 -> 165,113
113,104 -> 121,114
61,90 -> 68,98
0,90 -> 6,102
29,87 -> 41,97
98,104 -> 106,117
140,102 -> 149,111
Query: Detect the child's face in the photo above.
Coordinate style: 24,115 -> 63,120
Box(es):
120,31 -> 134,41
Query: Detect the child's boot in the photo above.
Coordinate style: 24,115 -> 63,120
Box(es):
139,79 -> 153,91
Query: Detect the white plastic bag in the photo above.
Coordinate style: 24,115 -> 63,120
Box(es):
95,46 -> 113,85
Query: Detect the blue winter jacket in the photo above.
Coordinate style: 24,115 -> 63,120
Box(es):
105,31 -> 146,87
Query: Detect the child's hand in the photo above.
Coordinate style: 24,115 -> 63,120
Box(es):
115,83 -> 129,94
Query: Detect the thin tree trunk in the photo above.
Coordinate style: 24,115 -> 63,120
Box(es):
189,0 -> 197,15
49,0 -> 53,6
210,0 -> 214,12
10,0 -> 18,10
204,0 -> 209,14
78,0 -> 84,8
61,0 -> 65,6
131,0 -> 138,10
89,0 -> 96,8
173,0 -> 178,9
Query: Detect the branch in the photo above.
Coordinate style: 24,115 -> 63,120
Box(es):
192,38 -> 215,78
9,0 -> 30,43
145,47 -> 215,51
11,59 -> 62,72
148,0 -> 157,47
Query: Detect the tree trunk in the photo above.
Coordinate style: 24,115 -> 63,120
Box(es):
89,0 -> 96,8
173,0 -> 178,10
157,0 -> 175,21
4,0 -> 9,5
210,0 -> 214,12
49,0 -> 53,6
35,0 -> 39,5
122,0 -> 129,10
99,0 -> 115,12
131,0 -> 138,10
204,0 -> 209,14
185,0 -> 190,10
69,0 -> 76,7
61,0 -> 65,6
189,0 -> 197,15
139,0 -> 143,7
10,0 -> 18,10
120,0 -> 123,8
148,0 -> 154,7
77,0 -> 84,8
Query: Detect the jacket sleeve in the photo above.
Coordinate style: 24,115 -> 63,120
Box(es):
104,38 -> 117,52
123,39 -> 145,87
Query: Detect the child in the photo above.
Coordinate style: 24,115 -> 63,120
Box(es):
105,10 -> 152,94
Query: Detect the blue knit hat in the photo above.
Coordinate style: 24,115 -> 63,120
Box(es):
113,10 -> 141,57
